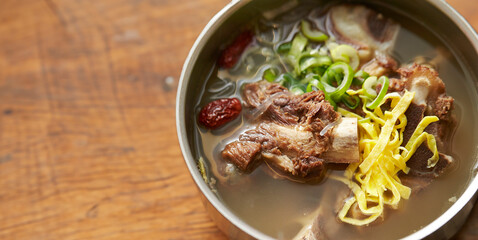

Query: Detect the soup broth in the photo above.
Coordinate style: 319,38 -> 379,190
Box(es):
193,1 -> 478,239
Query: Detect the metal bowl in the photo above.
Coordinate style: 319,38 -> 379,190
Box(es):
176,0 -> 478,239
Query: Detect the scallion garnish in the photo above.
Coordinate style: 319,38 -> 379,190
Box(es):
301,20 -> 328,42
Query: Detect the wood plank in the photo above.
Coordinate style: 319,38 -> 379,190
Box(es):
0,0 -> 228,239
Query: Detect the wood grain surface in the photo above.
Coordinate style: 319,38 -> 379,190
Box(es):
0,0 -> 476,239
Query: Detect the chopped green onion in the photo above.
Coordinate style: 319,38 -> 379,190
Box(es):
363,75 -> 390,100
331,44 -> 360,71
289,33 -> 308,59
280,73 -> 298,89
365,76 -> 389,109
300,73 -> 317,85
310,66 -> 327,76
353,70 -> 370,86
321,62 -> 354,100
332,70 -> 343,85
278,42 -> 292,54
320,72 -> 338,93
300,48 -> 322,58
301,20 -> 328,42
304,74 -> 337,109
342,93 -> 360,109
291,86 -> 305,95
263,68 -> 278,82
306,78 -> 325,93
352,78 -> 364,86
362,76 -> 379,98
321,70 -> 333,85
354,70 -> 370,80
321,69 -> 339,86
306,79 -> 319,92
299,56 -> 332,72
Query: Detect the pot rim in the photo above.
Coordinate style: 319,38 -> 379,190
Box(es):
176,0 -> 478,239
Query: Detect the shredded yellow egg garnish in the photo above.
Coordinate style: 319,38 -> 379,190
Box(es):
333,91 -> 440,226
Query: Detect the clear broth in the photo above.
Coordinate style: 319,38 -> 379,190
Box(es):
193,2 -> 478,239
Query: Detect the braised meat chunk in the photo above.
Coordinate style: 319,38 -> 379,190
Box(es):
397,64 -> 455,177
222,81 -> 359,179
222,141 -> 261,172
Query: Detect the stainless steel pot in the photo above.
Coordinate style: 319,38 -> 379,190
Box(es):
176,0 -> 478,239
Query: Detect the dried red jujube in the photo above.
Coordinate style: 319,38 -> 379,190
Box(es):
198,98 -> 242,129
218,30 -> 254,69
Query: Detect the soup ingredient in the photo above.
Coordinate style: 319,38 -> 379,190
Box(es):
362,55 -> 398,77
295,63 -> 456,233
218,30 -> 254,68
273,36 -> 359,109
330,64 -> 455,226
328,5 -> 400,61
289,33 -> 309,61
330,44 -> 360,71
321,62 -> 354,102
320,117 -> 359,163
335,92 -> 431,226
397,64 -> 454,120
221,81 -> 359,179
263,68 -> 278,82
328,5 -> 400,77
364,76 -> 390,109
301,20 -> 328,42
336,90 -> 446,226
198,98 -> 242,129
242,79 -> 289,109
394,64 -> 455,177
247,7 -> 396,111
295,91 -> 450,236
222,141 -> 262,172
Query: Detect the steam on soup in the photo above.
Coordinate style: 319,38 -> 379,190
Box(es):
193,2 -> 478,239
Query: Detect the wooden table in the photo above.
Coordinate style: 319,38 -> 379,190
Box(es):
0,0 -> 476,239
